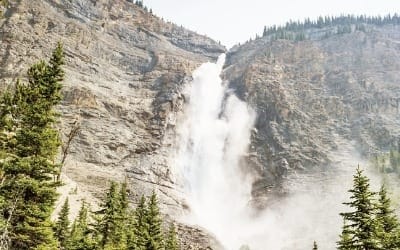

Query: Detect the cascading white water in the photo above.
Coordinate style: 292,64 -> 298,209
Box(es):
175,55 -> 386,250
176,54 -> 256,249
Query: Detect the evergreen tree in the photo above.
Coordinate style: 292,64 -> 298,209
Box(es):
134,195 -> 149,250
54,197 -> 70,249
95,182 -> 127,249
146,191 -> 164,250
165,223 -> 179,250
376,185 -> 400,249
337,220 -> 354,250
126,210 -> 137,250
0,43 -> 64,250
119,181 -> 129,218
67,201 -> 95,250
263,26 -> 267,37
337,167 -> 380,250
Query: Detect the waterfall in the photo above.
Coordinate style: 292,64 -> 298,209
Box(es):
174,55 -> 362,250
176,54 -> 256,249
174,55 -> 384,250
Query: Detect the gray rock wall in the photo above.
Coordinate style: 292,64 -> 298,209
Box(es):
0,0 -> 225,248
224,25 -> 400,203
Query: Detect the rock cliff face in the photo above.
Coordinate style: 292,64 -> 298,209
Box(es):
224,24 -> 400,202
0,0 -> 225,248
3,0 -> 400,248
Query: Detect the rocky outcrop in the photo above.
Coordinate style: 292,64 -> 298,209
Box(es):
4,0 -> 400,247
224,24 -> 400,202
0,0 -> 225,248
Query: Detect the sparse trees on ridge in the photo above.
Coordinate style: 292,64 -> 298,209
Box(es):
258,14 -> 400,42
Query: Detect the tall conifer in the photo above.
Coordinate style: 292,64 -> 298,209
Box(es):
54,197 -> 70,249
95,182 -> 127,249
165,223 -> 179,250
134,195 -> 149,250
67,201 -> 95,250
0,43 -> 64,249
338,167 -> 380,249
146,191 -> 164,250
376,185 -> 400,249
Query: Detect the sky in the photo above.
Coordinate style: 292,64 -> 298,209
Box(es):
144,0 -> 400,48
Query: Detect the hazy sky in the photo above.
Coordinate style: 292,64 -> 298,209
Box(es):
145,0 -> 400,48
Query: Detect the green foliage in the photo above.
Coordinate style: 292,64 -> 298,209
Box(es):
0,0 -> 8,17
338,167 -> 380,249
336,25 -> 352,35
54,198 -> 70,249
337,167 -> 400,249
126,209 -> 137,250
165,223 -> 179,250
135,0 -> 143,8
370,148 -> 400,175
0,44 -> 179,249
0,43 -> 64,250
0,0 -> 7,7
95,181 -> 127,249
63,183 -> 178,250
338,219 -> 354,250
295,32 -> 306,41
260,14 -> 400,42
134,195 -> 150,249
67,202 -> 96,250
146,191 -> 164,250
376,185 -> 400,249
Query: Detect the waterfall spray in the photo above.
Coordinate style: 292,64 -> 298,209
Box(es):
175,55 -> 362,250
176,54 -> 256,249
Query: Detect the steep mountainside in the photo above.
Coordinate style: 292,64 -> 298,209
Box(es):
0,0 -> 225,248
3,0 -> 400,248
224,24 -> 400,203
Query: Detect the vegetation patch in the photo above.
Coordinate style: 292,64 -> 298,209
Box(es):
0,0 -> 8,17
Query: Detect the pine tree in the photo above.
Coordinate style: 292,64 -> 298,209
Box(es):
126,210 -> 137,250
67,201 -> 95,250
0,87 -> 15,250
116,181 -> 130,249
95,182 -> 127,249
263,26 -> 267,36
337,220 -> 354,250
376,185 -> 400,249
146,191 -> 164,250
165,223 -> 179,250
54,197 -> 70,249
0,43 -> 64,250
119,181 -> 129,218
134,195 -> 149,250
337,167 -> 380,250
